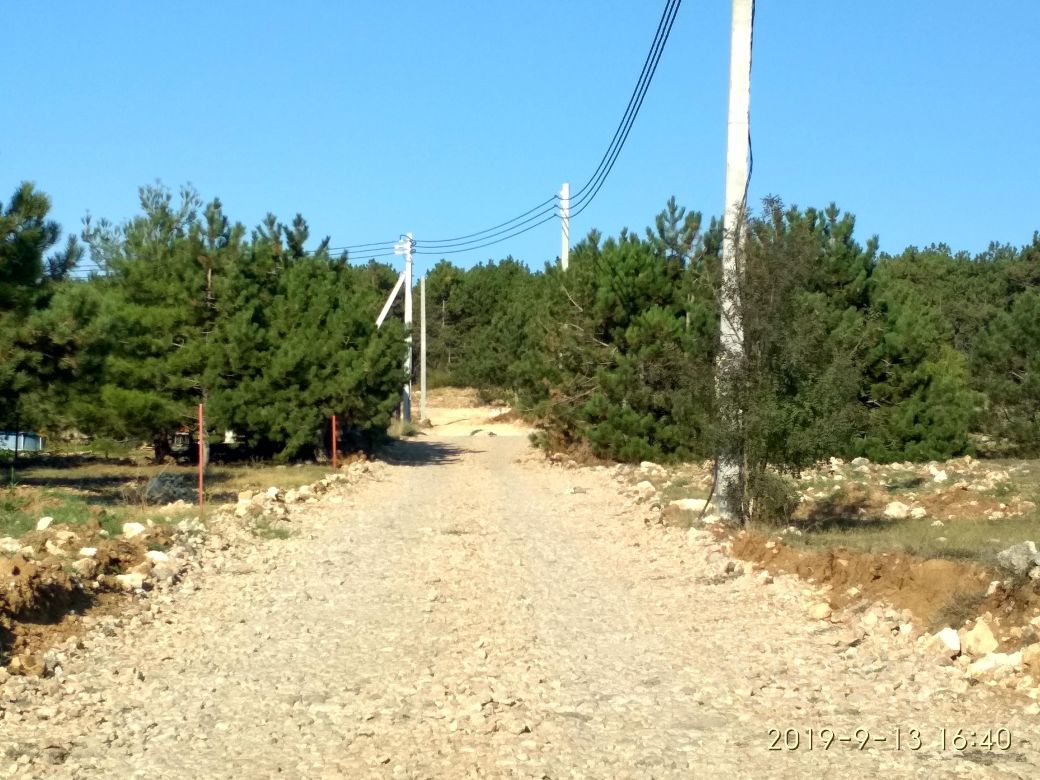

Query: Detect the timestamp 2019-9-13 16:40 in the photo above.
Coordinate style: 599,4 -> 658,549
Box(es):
767,727 -> 1013,752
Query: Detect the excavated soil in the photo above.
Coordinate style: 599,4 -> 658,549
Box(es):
727,530 -> 1040,639
1,522 -> 167,675
0,556 -> 81,621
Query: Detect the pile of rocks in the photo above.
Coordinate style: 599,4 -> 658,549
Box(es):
921,615 -> 1040,707
2,458 -> 384,680
8,517 -> 189,596
230,468 -> 368,529
613,463 -> 1040,711
142,473 -> 197,504
995,540 -> 1040,581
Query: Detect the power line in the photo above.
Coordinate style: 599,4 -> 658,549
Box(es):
413,0 -> 681,259
569,0 -> 681,218
330,238 -> 399,250
413,212 -> 559,255
413,202 -> 559,252
569,0 -> 679,204
157,0 -> 683,265
415,193 -> 560,245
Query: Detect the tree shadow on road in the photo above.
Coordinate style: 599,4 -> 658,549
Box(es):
376,439 -> 474,466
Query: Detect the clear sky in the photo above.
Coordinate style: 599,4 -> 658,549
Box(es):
3,1 -> 1038,275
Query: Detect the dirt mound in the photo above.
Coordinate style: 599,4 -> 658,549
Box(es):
421,387 -> 485,408
729,531 -> 995,629
2,520 -> 171,674
0,555 -> 81,621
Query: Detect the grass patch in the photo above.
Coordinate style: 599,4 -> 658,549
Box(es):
0,484 -> 170,539
883,472 -> 926,492
660,481 -> 706,503
1,455 -> 334,544
389,419 -> 422,438
929,590 -> 990,632
252,518 -> 292,540
0,489 -> 34,537
779,511 -> 1040,567
991,480 -> 1017,499
205,464 -> 330,501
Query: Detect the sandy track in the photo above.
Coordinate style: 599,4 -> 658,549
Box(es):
3,435 -> 1039,778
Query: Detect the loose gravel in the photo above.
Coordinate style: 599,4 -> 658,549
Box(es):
2,435 -> 1039,778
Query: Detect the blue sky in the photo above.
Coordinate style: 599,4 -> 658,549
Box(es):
3,1 -> 1038,275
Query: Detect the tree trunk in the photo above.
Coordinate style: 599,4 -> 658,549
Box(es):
152,433 -> 172,463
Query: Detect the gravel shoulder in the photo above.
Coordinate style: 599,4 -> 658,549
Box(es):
2,435 -> 1039,778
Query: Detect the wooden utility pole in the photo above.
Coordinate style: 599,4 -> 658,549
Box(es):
715,0 -> 753,523
420,276 -> 428,422
331,415 -> 338,470
560,182 -> 570,270
197,403 -> 206,518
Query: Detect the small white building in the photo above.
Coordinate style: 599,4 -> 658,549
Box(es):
0,431 -> 45,452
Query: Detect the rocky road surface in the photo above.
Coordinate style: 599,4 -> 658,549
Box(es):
3,435 -> 1040,778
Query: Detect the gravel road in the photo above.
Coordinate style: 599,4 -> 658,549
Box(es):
3,435 -> 1039,778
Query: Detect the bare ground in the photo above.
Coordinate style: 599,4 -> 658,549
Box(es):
2,435 -> 1040,777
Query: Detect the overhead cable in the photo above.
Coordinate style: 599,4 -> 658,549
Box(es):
568,0 -> 681,218
568,0 -> 678,205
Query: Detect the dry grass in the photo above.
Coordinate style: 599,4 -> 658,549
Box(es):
1,455 -> 334,542
647,457 -> 1040,568
771,458 -> 1040,567
774,513 -> 1040,567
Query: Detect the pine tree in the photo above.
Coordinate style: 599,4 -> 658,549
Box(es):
0,182 -> 82,430
205,216 -> 404,460
80,184 -> 212,460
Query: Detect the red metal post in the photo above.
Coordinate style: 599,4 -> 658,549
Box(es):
198,403 -> 205,517
331,415 -> 338,470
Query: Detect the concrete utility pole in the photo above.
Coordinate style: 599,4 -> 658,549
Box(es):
715,0 -> 753,523
560,181 -> 570,270
392,233 -> 416,422
420,275 -> 428,422
403,233 -> 414,422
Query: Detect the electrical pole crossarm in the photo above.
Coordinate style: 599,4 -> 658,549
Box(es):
376,271 -> 407,329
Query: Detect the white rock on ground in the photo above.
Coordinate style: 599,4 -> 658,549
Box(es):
114,572 -> 147,591
961,618 -> 1000,657
996,541 -> 1040,577
883,501 -> 910,520
669,498 -> 708,513
36,516 -> 54,531
808,603 -> 832,621
967,652 -> 1023,681
933,627 -> 961,657
0,537 -> 21,554
122,522 -> 147,539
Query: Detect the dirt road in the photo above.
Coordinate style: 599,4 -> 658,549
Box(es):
3,434 -> 1039,778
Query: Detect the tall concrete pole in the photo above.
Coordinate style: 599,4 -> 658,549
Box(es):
420,275 -> 427,422
715,0 -> 753,523
560,181 -> 570,270
403,232 -> 414,423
